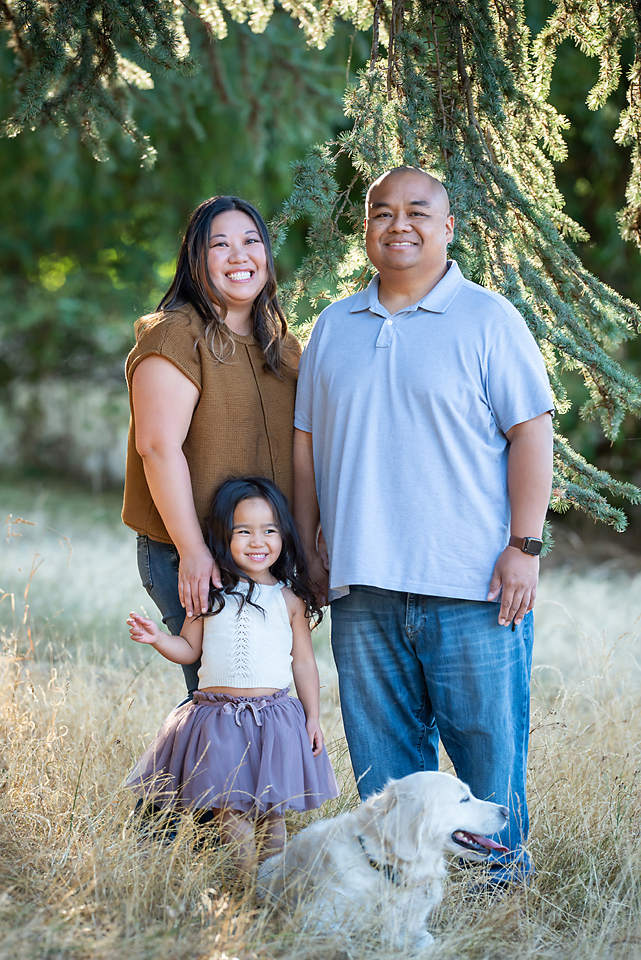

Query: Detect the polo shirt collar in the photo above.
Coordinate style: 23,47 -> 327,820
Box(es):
349,260 -> 464,316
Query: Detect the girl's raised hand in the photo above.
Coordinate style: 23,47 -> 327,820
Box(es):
127,612 -> 161,645
306,718 -> 325,757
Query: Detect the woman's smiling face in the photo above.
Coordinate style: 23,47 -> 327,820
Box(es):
207,209 -> 268,314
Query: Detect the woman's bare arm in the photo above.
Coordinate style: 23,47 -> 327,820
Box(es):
132,355 -> 222,616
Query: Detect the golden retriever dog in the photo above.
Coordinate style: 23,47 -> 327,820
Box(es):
257,771 -> 508,952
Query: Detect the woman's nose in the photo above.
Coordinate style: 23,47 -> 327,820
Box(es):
228,243 -> 249,262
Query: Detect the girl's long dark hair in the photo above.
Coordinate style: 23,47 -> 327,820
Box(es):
204,476 -> 323,626
138,196 -> 290,376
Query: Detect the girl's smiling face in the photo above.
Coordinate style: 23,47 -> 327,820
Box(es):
207,210 -> 268,315
230,497 -> 283,582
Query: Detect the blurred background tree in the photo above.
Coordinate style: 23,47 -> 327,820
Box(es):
0,10 -> 367,388
2,0 -> 641,535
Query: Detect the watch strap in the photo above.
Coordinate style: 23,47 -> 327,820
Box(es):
509,535 -> 543,556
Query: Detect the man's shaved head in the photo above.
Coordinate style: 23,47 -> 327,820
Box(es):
366,167 -> 450,216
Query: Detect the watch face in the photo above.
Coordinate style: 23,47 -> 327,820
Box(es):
523,538 -> 542,556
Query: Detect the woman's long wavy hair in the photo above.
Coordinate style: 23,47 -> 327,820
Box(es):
203,476 -> 323,626
139,196 -> 289,375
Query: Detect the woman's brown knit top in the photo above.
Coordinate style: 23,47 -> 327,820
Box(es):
121,305 -> 301,544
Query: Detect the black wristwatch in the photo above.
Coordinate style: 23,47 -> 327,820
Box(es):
509,535 -> 543,556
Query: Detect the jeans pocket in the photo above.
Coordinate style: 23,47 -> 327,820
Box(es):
136,535 -> 153,592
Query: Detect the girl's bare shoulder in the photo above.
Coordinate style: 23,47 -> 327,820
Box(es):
280,584 -> 306,620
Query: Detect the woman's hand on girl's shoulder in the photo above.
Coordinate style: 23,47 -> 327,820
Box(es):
178,545 -> 221,618
127,612 -> 161,644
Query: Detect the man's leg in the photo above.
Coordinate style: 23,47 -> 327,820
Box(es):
330,585 -> 439,799
416,596 -> 534,875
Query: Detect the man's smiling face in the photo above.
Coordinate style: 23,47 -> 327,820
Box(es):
365,170 -> 454,279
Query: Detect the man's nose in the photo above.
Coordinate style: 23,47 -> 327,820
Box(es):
388,213 -> 412,231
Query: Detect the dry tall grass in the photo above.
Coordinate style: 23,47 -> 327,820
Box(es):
1,482 -> 641,959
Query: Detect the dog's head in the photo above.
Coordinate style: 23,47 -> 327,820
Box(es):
357,772 -> 509,871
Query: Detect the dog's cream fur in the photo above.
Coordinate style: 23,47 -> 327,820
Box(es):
258,771 -> 508,951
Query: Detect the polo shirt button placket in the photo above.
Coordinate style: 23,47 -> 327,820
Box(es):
376,317 -> 396,348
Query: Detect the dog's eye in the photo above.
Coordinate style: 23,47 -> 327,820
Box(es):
460,796 -> 470,803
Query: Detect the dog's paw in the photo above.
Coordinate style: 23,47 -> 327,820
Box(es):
408,929 -> 435,954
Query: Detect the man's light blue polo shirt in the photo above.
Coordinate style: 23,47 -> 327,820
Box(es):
294,261 -> 554,602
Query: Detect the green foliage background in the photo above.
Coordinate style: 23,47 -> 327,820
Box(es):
525,2 -> 641,495
2,0 -> 641,522
0,13 -> 367,386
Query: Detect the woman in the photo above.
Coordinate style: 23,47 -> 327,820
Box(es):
122,196 -> 301,697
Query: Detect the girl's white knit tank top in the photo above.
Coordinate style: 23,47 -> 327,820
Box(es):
198,581 -> 293,689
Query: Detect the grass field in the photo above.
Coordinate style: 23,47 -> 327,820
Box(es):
1,478 -> 641,959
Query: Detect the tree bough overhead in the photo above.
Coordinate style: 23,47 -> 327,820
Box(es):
2,0 -> 641,531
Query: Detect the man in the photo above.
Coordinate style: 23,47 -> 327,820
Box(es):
293,166 -> 554,883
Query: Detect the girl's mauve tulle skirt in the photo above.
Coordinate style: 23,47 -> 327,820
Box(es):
126,688 -> 339,815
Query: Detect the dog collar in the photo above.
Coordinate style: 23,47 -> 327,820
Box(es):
358,835 -> 402,886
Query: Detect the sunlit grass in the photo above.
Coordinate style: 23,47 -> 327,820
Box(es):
2,479 -> 641,958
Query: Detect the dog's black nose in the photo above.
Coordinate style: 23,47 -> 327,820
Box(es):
499,805 -> 509,819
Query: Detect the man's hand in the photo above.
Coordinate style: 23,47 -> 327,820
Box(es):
487,546 -> 539,626
307,550 -> 329,607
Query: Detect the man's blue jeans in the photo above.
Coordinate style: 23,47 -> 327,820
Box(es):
136,534 -> 199,697
330,585 -> 534,872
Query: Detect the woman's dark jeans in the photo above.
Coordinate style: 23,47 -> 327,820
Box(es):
136,534 -> 200,698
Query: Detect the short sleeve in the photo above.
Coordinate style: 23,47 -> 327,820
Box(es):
294,323 -> 320,433
283,330 -> 303,370
125,310 -> 204,392
486,304 -> 554,435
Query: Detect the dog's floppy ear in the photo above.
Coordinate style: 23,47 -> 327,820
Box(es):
366,780 -> 432,862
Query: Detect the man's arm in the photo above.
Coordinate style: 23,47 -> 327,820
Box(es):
487,412 -> 554,625
293,428 -> 329,605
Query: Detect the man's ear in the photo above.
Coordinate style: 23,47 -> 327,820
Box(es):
445,215 -> 455,243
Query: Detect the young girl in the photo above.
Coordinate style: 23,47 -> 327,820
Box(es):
126,477 -> 338,870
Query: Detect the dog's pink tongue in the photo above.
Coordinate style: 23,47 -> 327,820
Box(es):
469,834 -> 509,852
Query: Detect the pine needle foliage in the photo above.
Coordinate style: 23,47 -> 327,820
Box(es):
533,0 -> 641,251
272,1 -> 641,531
0,0 -> 200,164
0,0 -> 369,162
3,0 -> 641,529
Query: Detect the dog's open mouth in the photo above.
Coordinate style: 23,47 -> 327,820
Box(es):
451,831 -> 509,855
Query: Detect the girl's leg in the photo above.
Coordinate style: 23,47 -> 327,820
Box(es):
255,812 -> 287,862
214,807 -> 257,872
